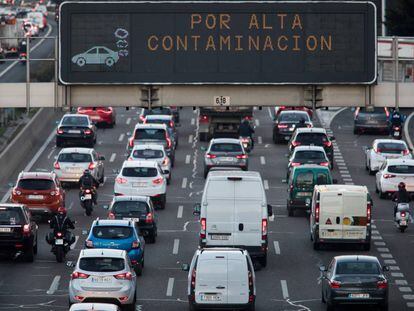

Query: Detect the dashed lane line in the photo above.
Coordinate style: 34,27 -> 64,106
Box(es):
177,205 -> 183,218
191,118 -> 195,125
258,136 -> 263,144
255,119 -> 260,127
46,276 -> 60,295
172,239 -> 180,255
264,180 -> 269,190
281,280 -> 289,299
70,236 -> 79,250
188,135 -> 193,144
166,278 -> 174,296
110,153 -> 117,162
260,156 -> 266,165
118,133 -> 125,142
396,280 -> 408,285
126,117 -> 131,125
182,178 -> 188,189
273,241 -> 280,255
185,155 -> 191,164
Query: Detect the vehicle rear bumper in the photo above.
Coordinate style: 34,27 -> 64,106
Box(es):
69,283 -> 135,305
354,124 -> 389,131
331,291 -> 387,305
191,302 -> 254,310
27,205 -> 59,215
56,135 -> 93,144
288,198 -> 311,210
317,237 -> 371,245
201,242 -> 266,258
0,238 -> 33,254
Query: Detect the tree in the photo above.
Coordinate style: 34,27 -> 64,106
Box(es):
385,0 -> 414,36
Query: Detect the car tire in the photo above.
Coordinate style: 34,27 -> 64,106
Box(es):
321,289 -> 326,303
76,57 -> 86,67
56,139 -> 64,148
246,302 -> 255,311
380,302 -> 389,311
189,302 -> 198,311
287,204 -> 294,217
105,57 -> 115,67
258,254 -> 267,267
362,242 -> 371,251
379,190 -> 387,199
353,127 -> 359,135
24,242 -> 35,262
33,235 -> 38,255
368,167 -> 375,175
326,302 -> 335,311
171,156 -> 175,168
99,170 -> 105,184
313,240 -> 320,250
160,195 -> 166,210
135,262 -> 143,276
199,132 -> 208,142
147,230 -> 156,244
167,176 -> 171,185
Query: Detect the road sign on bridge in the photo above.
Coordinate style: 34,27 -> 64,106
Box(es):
59,1 -> 377,85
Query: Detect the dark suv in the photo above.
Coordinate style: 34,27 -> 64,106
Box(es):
0,204 -> 38,262
354,107 -> 390,135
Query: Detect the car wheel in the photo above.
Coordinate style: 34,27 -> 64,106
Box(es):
258,254 -> 267,267
321,288 -> 326,303
204,168 -> 209,179
199,132 -> 208,142
171,156 -> 175,168
160,195 -> 166,210
380,302 -> 389,311
368,167 -> 375,175
313,240 -> 320,250
189,302 -> 198,311
147,230 -> 156,244
135,262 -> 143,276
326,302 -> 335,311
167,176 -> 171,185
379,190 -> 387,199
24,243 -> 35,262
353,127 -> 359,135
99,170 -> 105,184
76,57 -> 86,67
105,57 -> 115,67
33,235 -> 38,255
247,302 -> 255,311
287,204 -> 294,217
362,242 -> 371,251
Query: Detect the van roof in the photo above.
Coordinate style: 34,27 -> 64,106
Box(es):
206,170 -> 261,180
314,184 -> 368,193
292,165 -> 331,172
198,248 -> 247,260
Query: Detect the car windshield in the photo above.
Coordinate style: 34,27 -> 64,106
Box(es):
388,165 -> 414,174
122,167 -> 158,178
294,151 -> 326,160
18,179 -> 54,190
61,116 -> 89,126
132,149 -> 164,159
79,257 -> 125,272
210,143 -> 242,153
112,201 -> 149,214
92,226 -> 133,239
279,113 -> 309,122
336,261 -> 380,275
377,142 -> 406,154
295,172 -> 314,187
296,133 -> 328,145
58,153 -> 92,163
0,208 -> 23,225
134,129 -> 166,140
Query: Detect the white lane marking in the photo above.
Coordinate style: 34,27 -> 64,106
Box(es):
264,180 -> 269,190
374,241 -> 386,246
384,259 -> 396,264
392,272 -> 404,278
389,266 -> 401,271
2,126 -> 56,203
126,117 -> 131,125
372,235 -> 383,240
118,133 -> 125,142
372,230 -> 380,235
372,224 -> 377,229
341,174 -> 352,178
47,148 -> 55,159
0,24 -> 53,78
281,280 -> 289,299
344,182 -> 354,185
339,170 -> 350,174
70,236 -> 79,250
166,278 -> 174,296
258,136 -> 263,144
185,155 -> 191,164
400,287 -> 413,293
404,112 -> 414,151
260,156 -> 266,165
267,107 -> 273,119
380,253 -> 393,258
273,241 -> 280,255
396,280 -> 408,285
255,119 -> 260,126
403,295 -> 414,300
110,153 -> 117,162
407,302 -> 414,307
191,118 -> 195,125
68,202 -> 74,210
172,239 -> 180,255
182,178 -> 187,189
46,275 -> 61,295
177,205 -> 183,218
188,135 -> 193,144
343,178 -> 353,182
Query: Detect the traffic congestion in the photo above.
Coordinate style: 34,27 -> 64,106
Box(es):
0,104 -> 413,311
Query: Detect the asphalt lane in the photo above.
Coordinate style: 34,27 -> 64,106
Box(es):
0,107 -> 412,310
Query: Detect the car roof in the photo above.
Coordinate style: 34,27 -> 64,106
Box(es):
70,303 -> 120,311
334,255 -> 380,264
315,184 -> 368,193
295,127 -> 326,134
80,248 -> 126,258
59,147 -> 93,154
18,171 -> 55,179
112,195 -> 150,203
279,110 -> 309,115
145,114 -> 173,120
131,144 -> 165,151
134,123 -> 167,130
63,114 -> 89,118
294,146 -> 325,152
92,219 -> 133,227
385,158 -> 414,165
374,139 -> 407,145
207,170 -> 261,180
210,138 -> 242,144
122,160 -> 159,168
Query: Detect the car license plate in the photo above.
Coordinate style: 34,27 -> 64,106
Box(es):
220,157 -> 234,162
297,192 -> 312,197
28,195 -> 44,200
123,217 -> 140,223
201,294 -> 221,301
394,131 -> 400,136
68,130 -> 81,134
132,182 -> 147,187
83,194 -> 92,200
91,116 -> 100,120
210,234 -> 230,240
91,276 -> 112,283
349,293 -> 370,299
401,220 -> 407,226
55,239 -> 64,245
0,227 -> 11,233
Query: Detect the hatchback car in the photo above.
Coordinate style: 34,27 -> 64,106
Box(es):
354,107 -> 390,135
273,111 -> 313,143
203,138 -> 248,178
375,158 -> 414,198
107,196 -> 158,243
69,303 -> 121,311
53,148 -> 105,185
68,249 -> 137,309
144,114 -> 179,149
77,107 -> 116,127
114,160 -> 167,209
56,114 -> 97,148
287,146 -> 330,178
139,107 -> 179,123
0,204 -> 38,262
274,106 -> 313,118
366,139 -> 411,174
10,172 -> 65,216
85,219 -> 145,275
320,255 -> 388,311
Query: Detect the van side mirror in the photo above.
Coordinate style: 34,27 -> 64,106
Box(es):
332,179 -> 338,184
319,265 -> 327,272
181,263 -> 190,271
193,203 -> 201,216
267,204 -> 273,217
382,265 -> 389,272
99,155 -> 105,161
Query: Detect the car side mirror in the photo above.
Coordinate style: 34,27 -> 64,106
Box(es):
200,146 -> 207,152
332,179 -> 338,184
319,265 -> 327,272
267,204 -> 273,217
54,155 -> 58,160
382,265 -> 389,272
55,120 -> 60,125
193,203 -> 201,216
99,155 -> 105,161
162,170 -> 169,175
181,263 -> 190,271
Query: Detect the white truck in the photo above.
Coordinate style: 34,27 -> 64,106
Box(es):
0,15 -> 23,56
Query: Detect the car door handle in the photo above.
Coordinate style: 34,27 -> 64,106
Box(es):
216,286 -> 226,289
239,223 -> 244,231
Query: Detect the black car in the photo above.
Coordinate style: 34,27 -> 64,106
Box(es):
321,255 -> 389,311
139,107 -> 180,124
0,204 -> 38,262
107,196 -> 158,243
289,127 -> 335,167
56,114 -> 97,147
273,111 -> 312,143
354,107 -> 390,135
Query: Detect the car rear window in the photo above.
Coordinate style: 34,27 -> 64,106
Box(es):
122,167 -> 158,177
336,261 -> 380,275
210,143 -> 242,153
61,116 -> 89,126
296,133 -> 328,145
0,207 -> 24,225
146,119 -> 171,127
377,142 -> 406,154
388,165 -> 414,174
359,107 -> 386,114
278,112 -> 309,122
294,151 -> 326,160
146,108 -> 172,116
92,226 -> 133,239
134,129 -> 166,140
18,179 -> 54,190
79,257 -> 125,272
132,149 -> 164,159
58,153 -> 92,162
112,201 -> 149,214
295,172 -> 313,187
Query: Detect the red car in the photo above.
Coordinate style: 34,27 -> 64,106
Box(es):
77,107 -> 116,127
274,106 -> 313,118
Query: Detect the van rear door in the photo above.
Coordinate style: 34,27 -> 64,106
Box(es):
227,255 -> 249,304
233,179 -> 263,247
319,193 -> 343,240
342,192 -> 367,240
205,179 -> 235,246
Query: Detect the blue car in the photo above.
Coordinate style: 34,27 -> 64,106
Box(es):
85,219 -> 145,275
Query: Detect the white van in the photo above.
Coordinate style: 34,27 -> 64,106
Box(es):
310,185 -> 372,250
183,248 -> 256,311
194,171 -> 272,267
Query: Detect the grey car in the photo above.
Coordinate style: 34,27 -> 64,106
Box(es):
321,255 -> 389,311
354,107 -> 390,135
203,138 -> 248,178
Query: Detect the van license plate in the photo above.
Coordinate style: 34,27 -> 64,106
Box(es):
210,234 -> 230,240
349,293 -> 369,299
68,130 -> 81,134
201,294 -> 221,301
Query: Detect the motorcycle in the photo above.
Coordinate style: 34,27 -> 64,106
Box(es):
80,187 -> 94,216
395,203 -> 411,233
240,136 -> 252,153
50,231 -> 70,262
19,52 -> 27,65
391,125 -> 402,140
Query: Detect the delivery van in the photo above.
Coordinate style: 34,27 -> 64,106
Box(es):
310,184 -> 372,250
194,171 -> 272,267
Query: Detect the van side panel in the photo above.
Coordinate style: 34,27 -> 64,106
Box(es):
227,258 -> 249,304
195,258 -> 228,304
319,194 -> 343,240
342,193 -> 368,240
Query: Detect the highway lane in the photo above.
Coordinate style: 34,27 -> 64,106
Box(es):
0,107 -> 412,310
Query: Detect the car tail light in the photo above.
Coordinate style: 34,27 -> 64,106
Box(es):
315,202 -> 320,223
108,212 -> 115,219
115,177 -> 127,184
383,174 -> 396,179
320,162 -> 330,167
88,162 -> 96,170
401,211 -> 406,218
292,141 -> 301,147
57,128 -> 63,134
162,157 -> 169,165
84,129 -> 92,135
114,272 -> 133,280
289,184 -> 294,192
145,212 -> 153,223
385,108 -> 390,118
200,218 -> 206,239
191,268 -> 197,293
12,188 -> 21,196
74,295 -> 84,301
377,280 -> 388,289
278,124 -> 288,129
329,280 -> 341,289
152,177 -> 164,185
139,115 -> 145,122
261,219 -> 268,240
54,162 -> 60,169
132,241 -> 140,249
71,272 -> 89,280
374,147 -> 382,153
403,149 -> 410,156
166,137 -> 172,149
206,153 -> 217,159
169,121 -> 174,127
23,224 -> 30,237
236,154 -> 248,159
128,138 -> 134,148
85,240 -> 93,248
291,162 -> 301,167
367,202 -> 372,222
323,141 -> 332,147
199,115 -> 209,123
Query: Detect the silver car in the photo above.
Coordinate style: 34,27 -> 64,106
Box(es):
69,249 -> 137,309
203,138 -> 248,178
53,148 -> 105,185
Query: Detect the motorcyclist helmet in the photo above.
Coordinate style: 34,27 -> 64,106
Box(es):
398,182 -> 406,190
83,169 -> 90,175
57,207 -> 66,215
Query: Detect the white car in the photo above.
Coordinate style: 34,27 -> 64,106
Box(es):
366,139 -> 411,174
287,146 -> 330,177
128,144 -> 171,184
375,158 -> 414,198
114,160 -> 167,209
53,148 -> 105,185
69,303 -> 121,311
